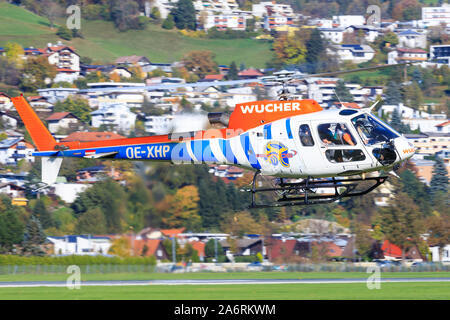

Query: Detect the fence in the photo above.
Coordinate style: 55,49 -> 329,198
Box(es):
0,262 -> 449,275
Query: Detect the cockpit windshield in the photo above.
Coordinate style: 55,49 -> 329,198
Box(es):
351,114 -> 400,145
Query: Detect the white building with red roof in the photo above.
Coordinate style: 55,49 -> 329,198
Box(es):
46,112 -> 80,133
388,47 -> 428,65
42,41 -> 80,82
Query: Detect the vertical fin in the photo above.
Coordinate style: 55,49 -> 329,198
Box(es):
10,95 -> 56,151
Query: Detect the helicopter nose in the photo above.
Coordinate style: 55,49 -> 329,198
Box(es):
395,136 -> 416,161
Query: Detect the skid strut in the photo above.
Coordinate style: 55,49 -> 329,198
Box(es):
247,171 -> 388,208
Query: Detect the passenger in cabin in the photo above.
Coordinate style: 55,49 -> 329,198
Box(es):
318,124 -> 335,145
299,125 -> 314,146
334,124 -> 355,146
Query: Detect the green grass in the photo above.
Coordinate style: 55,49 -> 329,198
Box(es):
1,271 -> 449,282
0,2 -> 273,67
0,282 -> 449,300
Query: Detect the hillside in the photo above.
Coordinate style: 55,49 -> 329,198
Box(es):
0,2 -> 273,67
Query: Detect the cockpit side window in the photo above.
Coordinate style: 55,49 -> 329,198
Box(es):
299,124 -> 314,146
317,123 -> 356,146
351,114 -> 399,145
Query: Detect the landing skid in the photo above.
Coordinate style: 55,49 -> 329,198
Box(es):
246,171 -> 388,208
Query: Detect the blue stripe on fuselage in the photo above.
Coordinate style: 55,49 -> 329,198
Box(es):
286,118 -> 293,139
240,133 -> 261,169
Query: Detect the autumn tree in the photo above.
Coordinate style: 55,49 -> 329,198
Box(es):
161,185 -> 201,231
392,0 -> 422,21
4,42 -> 24,67
221,211 -> 263,238
182,51 -> 218,78
425,214 -> 450,262
273,34 -> 307,66
20,56 -> 57,93
108,236 -> 131,257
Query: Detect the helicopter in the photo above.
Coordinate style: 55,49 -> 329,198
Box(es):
6,63 -> 416,208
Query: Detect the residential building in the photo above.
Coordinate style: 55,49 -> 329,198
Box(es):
52,183 -> 91,203
430,44 -> 450,65
43,42 -> 80,82
37,87 -> 79,104
115,55 -> 151,67
0,138 -> 34,165
27,96 -> 54,112
430,245 -> 450,262
0,182 -> 26,198
405,132 -> 450,156
76,165 -> 122,183
319,28 -> 345,44
238,68 -> 263,79
220,238 -> 263,257
200,14 -> 246,31
345,25 -> 380,43
387,47 -> 427,64
409,156 -> 450,185
132,239 -> 170,260
0,93 -> 12,111
381,240 -> 424,261
144,114 -> 174,135
252,2 -> 294,18
47,235 -> 112,255
91,103 -> 137,133
264,15 -> 295,31
332,15 -> 365,29
397,30 -> 427,49
46,112 -> 80,133
421,3 -> 450,27
328,44 -> 375,63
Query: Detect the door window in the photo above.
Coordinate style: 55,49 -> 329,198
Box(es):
299,124 -> 314,146
325,149 -> 366,163
317,123 -> 356,146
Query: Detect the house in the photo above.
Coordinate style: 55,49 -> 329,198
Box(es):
0,138 -> 34,165
0,111 -> 19,128
27,96 -> 54,112
161,228 -> 186,239
266,239 -> 309,262
345,25 -> 380,42
115,55 -> 150,67
332,15 -> 365,28
435,120 -> 450,133
91,103 -> 137,133
132,239 -> 169,260
252,2 -> 294,18
0,182 -> 26,198
189,241 -> 206,261
397,30 -> 427,49
220,238 -> 263,257
264,15 -> 295,31
319,27 -> 345,44
202,74 -> 225,81
42,42 -> 80,82
0,93 -> 13,111
61,131 -> 125,143
430,245 -> 450,262
328,44 -> 375,63
387,47 -> 427,65
52,183 -> 91,203
47,235 -> 112,255
381,240 -> 424,261
405,132 -> 450,156
46,112 -> 80,133
76,165 -> 122,183
238,68 -> 263,79
312,241 -> 343,258
136,227 -> 163,240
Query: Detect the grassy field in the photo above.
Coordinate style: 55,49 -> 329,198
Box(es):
0,2 -> 273,67
0,282 -> 449,300
0,271 -> 449,282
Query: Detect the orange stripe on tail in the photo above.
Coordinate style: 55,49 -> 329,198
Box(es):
10,95 -> 56,151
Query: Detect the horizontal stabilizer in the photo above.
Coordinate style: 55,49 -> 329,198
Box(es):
84,151 -> 118,159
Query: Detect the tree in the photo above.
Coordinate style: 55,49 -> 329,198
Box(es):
4,42 -> 24,67
56,26 -> 73,40
22,215 -> 46,256
109,0 -> 142,31
227,61 -> 239,80
75,207 -> 107,234
425,214 -> 450,261
33,198 -> 53,229
205,238 -> 224,260
221,211 -> 263,238
0,196 -> 24,252
305,28 -> 325,73
40,0 -> 63,29
171,0 -> 196,30
353,222 -> 373,259
0,57 -> 20,86
182,51 -> 218,78
20,56 -> 57,93
403,82 -> 423,109
150,7 -> 161,22
108,236 -> 131,257
332,80 -> 354,103
384,81 -> 402,105
53,96 -> 92,123
161,185 -> 201,231
380,192 -> 423,261
162,14 -> 175,29
429,157 -> 449,198
273,34 -> 307,66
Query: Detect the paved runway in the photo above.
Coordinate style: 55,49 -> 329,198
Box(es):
1,278 -> 450,288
